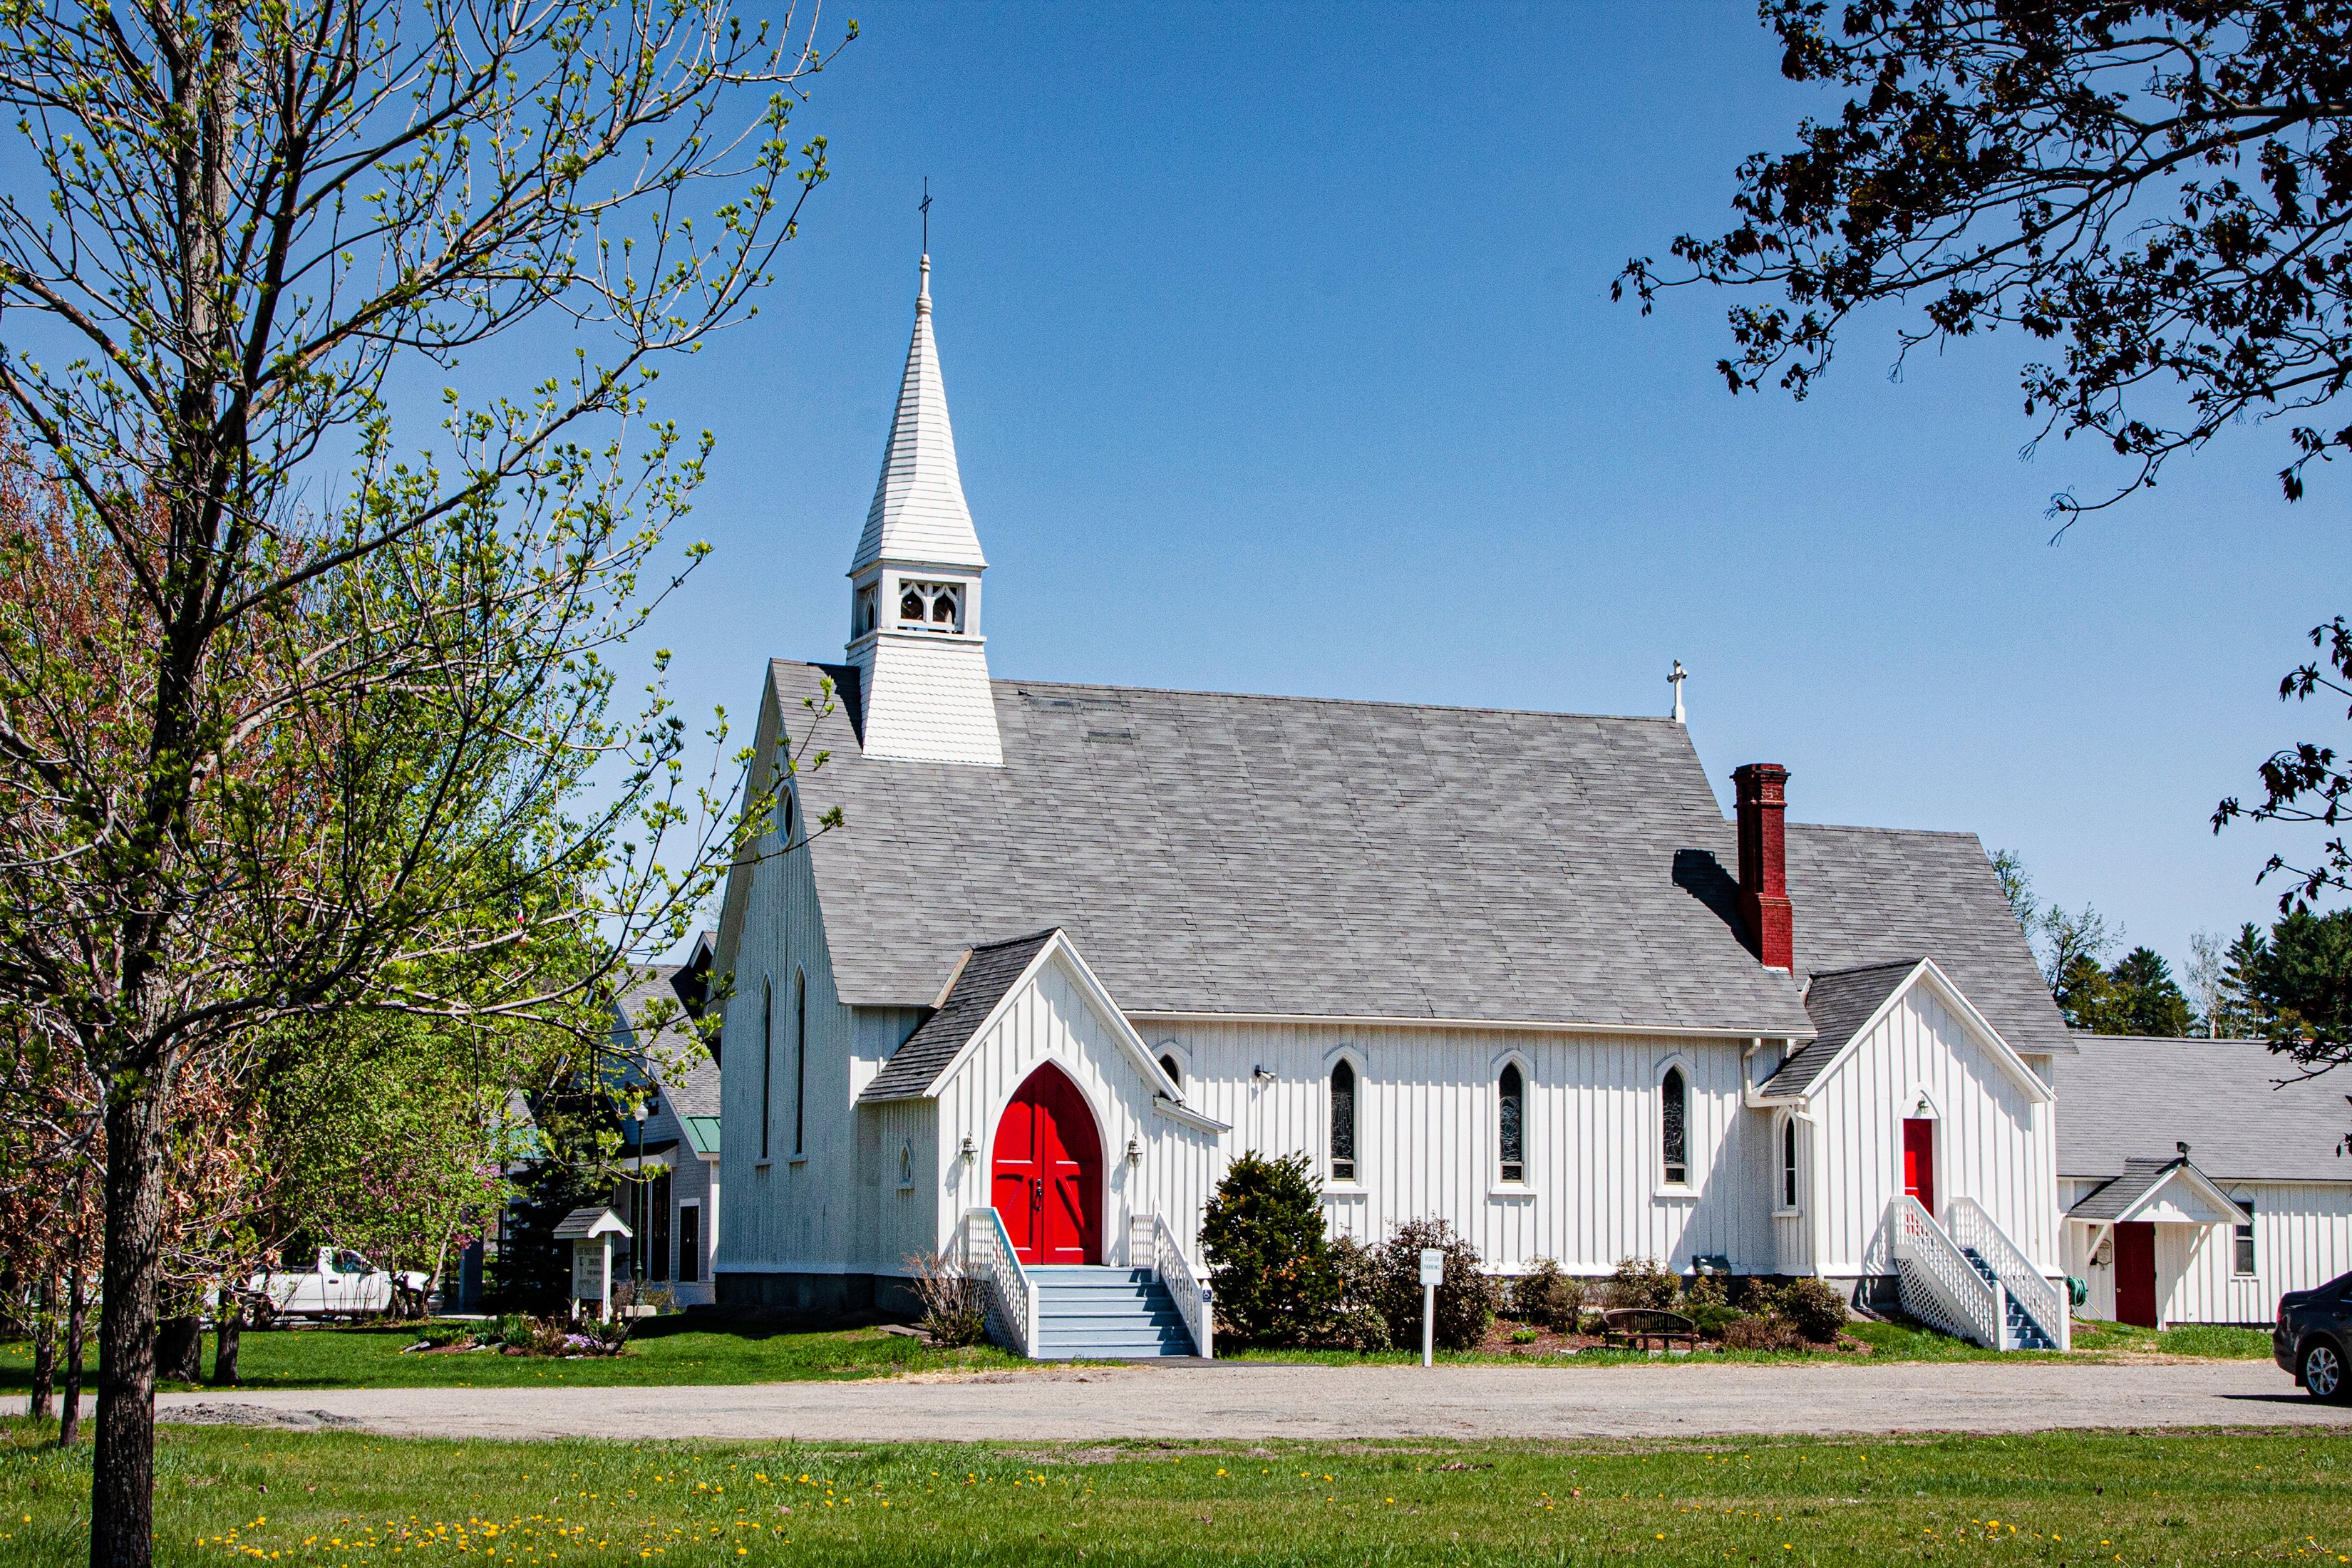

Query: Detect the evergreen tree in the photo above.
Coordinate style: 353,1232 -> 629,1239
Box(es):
1197,1151 -> 1340,1347
2106,947 -> 2194,1038
2256,907 -> 2352,1048
2053,951 -> 2124,1034
2212,924 -> 2270,1038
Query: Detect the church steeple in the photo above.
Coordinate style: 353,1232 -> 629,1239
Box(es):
844,254 -> 1004,766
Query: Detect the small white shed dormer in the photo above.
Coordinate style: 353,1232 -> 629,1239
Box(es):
845,254 -> 1004,767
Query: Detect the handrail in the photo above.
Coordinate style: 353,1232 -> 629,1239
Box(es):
1949,1196 -> 2068,1351
1131,1212 -> 1213,1359
960,1207 -> 1037,1358
1887,1195 -> 2003,1349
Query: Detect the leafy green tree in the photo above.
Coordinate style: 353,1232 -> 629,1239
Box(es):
1617,3 -> 2352,515
0,4 -> 848,1560
1991,850 -> 2036,934
1197,1151 -> 1340,1348
2107,947 -> 2194,1038
2054,951 -> 2123,1033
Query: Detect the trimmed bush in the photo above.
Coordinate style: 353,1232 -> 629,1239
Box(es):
1508,1258 -> 1585,1333
1685,1301 -> 1742,1341
1602,1257 -> 1680,1311
1369,1218 -> 1495,1351
1200,1150 -> 1341,1346
1778,1276 -> 1851,1343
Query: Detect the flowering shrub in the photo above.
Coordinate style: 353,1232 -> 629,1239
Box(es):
1324,1237 -> 1392,1352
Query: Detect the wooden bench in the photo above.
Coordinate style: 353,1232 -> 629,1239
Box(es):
1599,1307 -> 1698,1351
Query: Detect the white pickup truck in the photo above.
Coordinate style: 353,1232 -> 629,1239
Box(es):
249,1248 -> 431,1321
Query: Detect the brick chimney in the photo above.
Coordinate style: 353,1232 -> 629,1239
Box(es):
1732,763 -> 1793,971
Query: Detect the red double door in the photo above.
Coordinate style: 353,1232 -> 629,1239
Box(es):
991,1065 -> 1103,1265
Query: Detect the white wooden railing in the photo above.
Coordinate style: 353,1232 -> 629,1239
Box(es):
960,1207 -> 1038,1358
1129,1212 -> 1213,1359
1949,1197 -> 2068,1351
1888,1195 -> 2003,1349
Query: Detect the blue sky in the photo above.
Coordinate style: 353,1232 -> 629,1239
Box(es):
593,3 -> 2348,976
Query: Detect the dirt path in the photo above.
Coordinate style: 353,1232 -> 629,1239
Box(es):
96,1358 -> 2352,1443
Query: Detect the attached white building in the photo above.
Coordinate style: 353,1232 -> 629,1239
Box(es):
706,254 -> 2094,1357
607,960 -> 723,1306
2056,1033 -> 2352,1329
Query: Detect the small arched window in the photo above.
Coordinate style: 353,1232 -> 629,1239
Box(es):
1329,1060 -> 1358,1182
1157,1053 -> 1182,1091
1497,1062 -> 1525,1184
792,968 -> 809,1157
898,1139 -> 914,1189
899,587 -> 925,621
759,977 -> 773,1162
1660,1066 -> 1688,1186
1780,1115 -> 1800,1210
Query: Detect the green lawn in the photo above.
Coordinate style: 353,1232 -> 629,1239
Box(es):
0,1321 -> 1021,1392
4,1420 -> 2348,1566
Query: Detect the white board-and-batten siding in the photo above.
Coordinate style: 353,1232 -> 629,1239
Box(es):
2064,1177 -> 2352,1326
1134,1019 -> 1774,1276
1801,986 -> 2059,1279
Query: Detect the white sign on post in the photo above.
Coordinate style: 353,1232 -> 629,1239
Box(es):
1418,1247 -> 1443,1367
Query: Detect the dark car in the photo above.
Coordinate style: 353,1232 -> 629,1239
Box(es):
2274,1269 -> 2352,1401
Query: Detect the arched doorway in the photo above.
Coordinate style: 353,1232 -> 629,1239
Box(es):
991,1064 -> 1103,1265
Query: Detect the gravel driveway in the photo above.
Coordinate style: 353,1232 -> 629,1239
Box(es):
112,1358 -> 2352,1443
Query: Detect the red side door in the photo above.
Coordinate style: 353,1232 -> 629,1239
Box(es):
990,1066 -> 1103,1265
1902,1118 -> 1937,1215
2114,1222 -> 2158,1328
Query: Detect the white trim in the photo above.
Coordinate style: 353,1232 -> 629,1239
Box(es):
1151,1095 -> 1229,1135
1126,1008 -> 1814,1043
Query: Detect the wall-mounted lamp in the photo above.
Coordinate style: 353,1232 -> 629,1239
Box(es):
1251,1065 -> 1275,1083
1124,1135 -> 1141,1167
959,1134 -> 977,1165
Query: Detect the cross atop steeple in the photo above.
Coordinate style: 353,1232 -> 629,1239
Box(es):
1668,659 -> 1688,725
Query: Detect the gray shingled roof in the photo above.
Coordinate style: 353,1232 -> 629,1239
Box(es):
1783,824 -> 2073,1056
2053,1033 -> 2352,1184
2066,1155 -> 2189,1220
861,929 -> 1058,1101
768,661 -> 2070,1050
611,966 -> 720,1116
1767,959 -> 1922,1092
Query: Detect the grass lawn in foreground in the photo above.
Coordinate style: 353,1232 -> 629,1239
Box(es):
4,1420 -> 2348,1566
0,1320 -> 1021,1392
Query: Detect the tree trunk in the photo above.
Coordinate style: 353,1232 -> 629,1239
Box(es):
29,1276 -> 56,1420
210,1287 -> 240,1386
155,1314 -> 203,1383
91,1084 -> 169,1568
60,1267 -> 86,1447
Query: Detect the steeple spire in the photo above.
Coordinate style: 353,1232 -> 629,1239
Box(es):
842,250 -> 1003,767
852,254 -> 986,574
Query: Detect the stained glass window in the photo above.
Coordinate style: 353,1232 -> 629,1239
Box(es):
1331,1060 -> 1357,1182
1661,1066 -> 1688,1185
1498,1063 -> 1525,1183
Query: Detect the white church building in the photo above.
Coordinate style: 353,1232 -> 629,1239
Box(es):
703,257 -> 2296,1358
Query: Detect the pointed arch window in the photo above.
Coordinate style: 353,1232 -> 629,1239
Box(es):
759,977 -> 773,1162
1497,1062 -> 1525,1184
792,968 -> 808,1157
1780,1114 -> 1800,1212
1158,1053 -> 1182,1091
1329,1060 -> 1358,1182
1660,1066 -> 1688,1186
